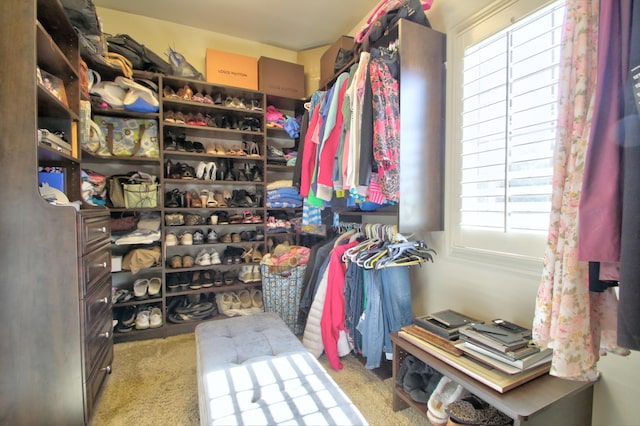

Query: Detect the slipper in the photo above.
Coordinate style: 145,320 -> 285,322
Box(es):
133,279 -> 150,299
236,289 -> 252,308
148,277 -> 162,297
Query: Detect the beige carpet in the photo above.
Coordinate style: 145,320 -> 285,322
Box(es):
91,333 -> 425,426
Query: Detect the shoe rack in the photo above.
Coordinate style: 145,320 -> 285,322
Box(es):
82,71 -> 277,342
158,75 -> 268,338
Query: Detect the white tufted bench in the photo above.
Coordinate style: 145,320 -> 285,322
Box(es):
195,312 -> 368,426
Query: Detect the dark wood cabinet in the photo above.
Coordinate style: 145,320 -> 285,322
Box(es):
337,20 -> 446,233
0,1 -> 112,424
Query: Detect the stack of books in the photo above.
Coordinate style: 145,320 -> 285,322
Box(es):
414,309 -> 482,341
456,321 -> 552,374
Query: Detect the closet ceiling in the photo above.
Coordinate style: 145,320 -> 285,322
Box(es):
92,0 -> 379,51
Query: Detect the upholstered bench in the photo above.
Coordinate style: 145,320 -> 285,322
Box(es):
195,312 -> 368,425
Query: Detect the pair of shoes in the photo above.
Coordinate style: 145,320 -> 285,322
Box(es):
135,306 -> 163,329
238,265 -> 262,283
179,231 -> 193,245
133,277 -> 162,299
169,254 -> 194,269
195,161 -> 218,180
195,249 -> 212,266
112,288 -> 133,304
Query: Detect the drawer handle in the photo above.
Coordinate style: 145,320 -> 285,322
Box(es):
98,262 -> 108,268
101,365 -> 112,374
99,297 -> 109,304
100,330 -> 111,339
99,226 -> 107,233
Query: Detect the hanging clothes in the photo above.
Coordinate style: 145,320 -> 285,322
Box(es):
618,0 -> 640,350
369,53 -> 401,202
321,240 -> 360,370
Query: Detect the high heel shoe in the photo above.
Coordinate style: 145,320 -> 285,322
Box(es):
199,190 -> 208,208
241,248 -> 254,264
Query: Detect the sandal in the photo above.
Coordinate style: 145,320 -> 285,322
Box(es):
241,248 -> 254,263
177,84 -> 193,101
163,86 -> 179,99
242,210 -> 254,224
252,246 -> 263,263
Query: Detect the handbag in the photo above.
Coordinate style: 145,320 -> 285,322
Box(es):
123,182 -> 158,208
93,115 -> 159,157
108,172 -> 157,208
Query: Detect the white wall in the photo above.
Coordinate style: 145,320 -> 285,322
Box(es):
96,3 -> 639,424
422,2 -> 640,425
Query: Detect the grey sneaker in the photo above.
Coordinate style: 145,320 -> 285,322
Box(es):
206,228 -> 218,243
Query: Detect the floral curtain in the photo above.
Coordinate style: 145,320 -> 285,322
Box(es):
532,0 -> 629,381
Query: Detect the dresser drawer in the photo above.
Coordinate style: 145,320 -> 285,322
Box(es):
81,244 -> 111,296
79,212 -> 110,254
85,342 -> 113,424
84,313 -> 113,376
84,276 -> 111,334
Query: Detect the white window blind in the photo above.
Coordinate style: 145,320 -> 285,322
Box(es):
454,0 -> 565,259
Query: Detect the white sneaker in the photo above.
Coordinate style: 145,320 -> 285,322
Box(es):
165,232 -> 178,246
135,308 -> 151,329
209,249 -> 221,265
251,265 -> 262,283
195,248 -> 211,266
238,265 -> 253,283
149,307 -> 163,328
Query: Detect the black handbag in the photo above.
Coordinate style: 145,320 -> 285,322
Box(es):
333,48 -> 354,74
369,0 -> 431,43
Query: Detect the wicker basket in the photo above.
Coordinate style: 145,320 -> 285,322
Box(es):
259,264 -> 307,335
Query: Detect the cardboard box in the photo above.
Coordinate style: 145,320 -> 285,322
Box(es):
258,57 -> 305,99
320,36 -> 355,88
206,48 -> 258,90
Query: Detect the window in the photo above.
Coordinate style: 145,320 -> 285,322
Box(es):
451,0 -> 565,259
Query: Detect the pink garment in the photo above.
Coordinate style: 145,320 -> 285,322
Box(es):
316,78 -> 349,201
320,240 -> 359,370
300,103 -> 322,197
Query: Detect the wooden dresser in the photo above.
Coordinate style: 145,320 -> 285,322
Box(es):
78,210 -> 114,422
